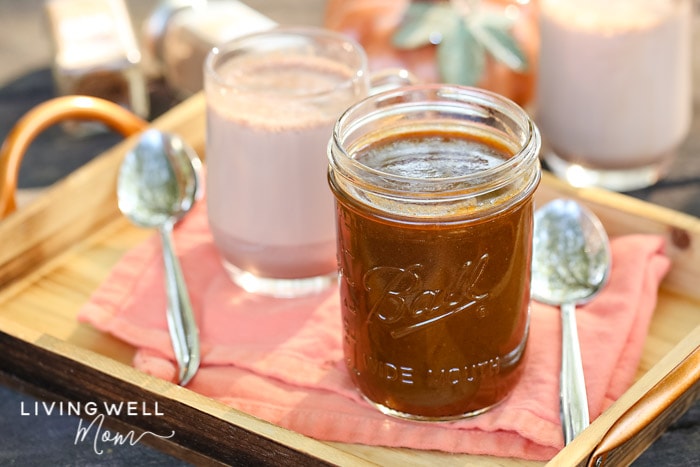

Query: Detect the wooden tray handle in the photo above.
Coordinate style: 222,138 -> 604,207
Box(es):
0,95 -> 148,219
588,334 -> 700,466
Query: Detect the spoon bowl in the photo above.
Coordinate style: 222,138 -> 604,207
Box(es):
117,128 -> 202,386
531,198 -> 611,444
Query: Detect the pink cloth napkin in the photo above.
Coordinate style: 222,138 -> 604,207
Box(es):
78,198 -> 670,461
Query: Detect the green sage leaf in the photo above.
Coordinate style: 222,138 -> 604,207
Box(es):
472,19 -> 528,72
392,3 -> 455,49
473,11 -> 514,31
437,17 -> 485,86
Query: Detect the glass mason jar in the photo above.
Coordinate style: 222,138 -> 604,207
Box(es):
328,84 -> 541,420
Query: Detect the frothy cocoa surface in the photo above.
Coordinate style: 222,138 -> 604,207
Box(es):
208,54 -> 358,131
543,0 -> 678,32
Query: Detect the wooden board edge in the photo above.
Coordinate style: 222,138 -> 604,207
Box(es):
588,346 -> 700,466
0,317 -> 375,467
546,325 -> 700,466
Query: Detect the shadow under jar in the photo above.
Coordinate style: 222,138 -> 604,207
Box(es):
328,85 -> 541,420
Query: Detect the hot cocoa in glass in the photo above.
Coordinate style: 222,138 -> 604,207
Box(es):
537,0 -> 692,191
205,28 -> 370,297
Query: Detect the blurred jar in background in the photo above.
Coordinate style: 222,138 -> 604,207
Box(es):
45,0 -> 149,134
536,0 -> 692,191
324,0 -> 539,108
143,0 -> 275,99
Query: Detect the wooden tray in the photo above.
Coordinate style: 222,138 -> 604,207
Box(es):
0,93 -> 698,466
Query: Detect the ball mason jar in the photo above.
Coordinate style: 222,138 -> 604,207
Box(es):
328,84 -> 541,420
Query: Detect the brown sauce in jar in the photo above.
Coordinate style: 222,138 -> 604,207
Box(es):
331,129 -> 533,420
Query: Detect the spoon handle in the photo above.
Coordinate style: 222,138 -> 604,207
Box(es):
560,301 -> 590,444
159,224 -> 201,386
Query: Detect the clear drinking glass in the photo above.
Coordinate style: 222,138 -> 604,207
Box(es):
204,27 -> 371,297
536,0 -> 692,191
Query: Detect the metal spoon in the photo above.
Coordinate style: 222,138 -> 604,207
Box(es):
117,128 -> 202,386
531,198 -> 611,445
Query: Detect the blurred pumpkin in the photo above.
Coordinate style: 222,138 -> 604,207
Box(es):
325,0 -> 539,107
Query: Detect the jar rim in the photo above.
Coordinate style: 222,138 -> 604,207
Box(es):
329,84 -> 541,199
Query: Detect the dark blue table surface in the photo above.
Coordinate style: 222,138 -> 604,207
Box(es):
0,68 -> 698,466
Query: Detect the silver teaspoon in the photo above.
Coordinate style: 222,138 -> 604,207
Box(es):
117,129 -> 202,386
531,198 -> 611,445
